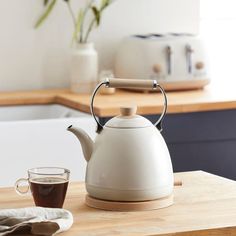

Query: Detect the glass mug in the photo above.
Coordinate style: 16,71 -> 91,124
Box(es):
15,167 -> 70,208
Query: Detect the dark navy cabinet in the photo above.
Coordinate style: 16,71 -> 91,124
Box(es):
162,109 -> 236,180
100,109 -> 236,180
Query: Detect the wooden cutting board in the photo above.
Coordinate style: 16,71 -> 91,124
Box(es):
1,171 -> 236,235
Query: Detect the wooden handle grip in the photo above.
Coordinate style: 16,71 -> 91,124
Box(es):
174,180 -> 183,186
108,78 -> 156,89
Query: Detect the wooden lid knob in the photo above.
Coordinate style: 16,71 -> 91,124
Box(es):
195,61 -> 205,70
153,64 -> 162,74
120,106 -> 137,116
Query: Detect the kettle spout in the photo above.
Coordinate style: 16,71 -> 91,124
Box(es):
67,125 -> 94,162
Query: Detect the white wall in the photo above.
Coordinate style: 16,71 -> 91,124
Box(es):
0,0 -> 199,91
200,0 -> 236,86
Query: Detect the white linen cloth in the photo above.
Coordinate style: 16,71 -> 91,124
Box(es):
0,207 -> 73,236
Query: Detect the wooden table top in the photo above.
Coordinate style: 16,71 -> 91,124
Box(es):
0,83 -> 235,117
1,171 -> 236,235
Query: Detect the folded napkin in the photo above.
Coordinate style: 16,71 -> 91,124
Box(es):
0,207 -> 73,236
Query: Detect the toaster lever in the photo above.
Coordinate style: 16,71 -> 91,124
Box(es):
186,44 -> 194,74
166,46 -> 172,75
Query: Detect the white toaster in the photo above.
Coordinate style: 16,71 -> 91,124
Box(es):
114,34 -> 210,91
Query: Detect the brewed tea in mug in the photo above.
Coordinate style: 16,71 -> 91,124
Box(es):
15,167 -> 70,208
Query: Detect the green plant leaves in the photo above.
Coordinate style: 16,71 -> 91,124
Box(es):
35,0 -> 113,43
91,0 -> 111,28
44,0 -> 49,6
91,6 -> 100,26
35,0 -> 57,28
100,0 -> 110,10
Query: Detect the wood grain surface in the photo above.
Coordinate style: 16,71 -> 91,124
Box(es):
1,171 -> 236,235
0,84 -> 235,117
0,89 -> 68,106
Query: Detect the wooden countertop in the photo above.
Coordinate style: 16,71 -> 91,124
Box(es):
0,84 -> 235,117
1,171 -> 236,235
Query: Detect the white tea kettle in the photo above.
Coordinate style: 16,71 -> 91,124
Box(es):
67,78 -> 173,201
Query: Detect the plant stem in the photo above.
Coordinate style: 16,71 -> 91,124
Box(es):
84,18 -> 96,43
80,0 -> 94,43
66,1 -> 79,42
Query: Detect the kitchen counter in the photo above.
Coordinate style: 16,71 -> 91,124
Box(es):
1,171 -> 236,235
0,84 -> 235,117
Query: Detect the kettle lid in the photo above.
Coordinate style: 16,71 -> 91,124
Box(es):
105,106 -> 152,128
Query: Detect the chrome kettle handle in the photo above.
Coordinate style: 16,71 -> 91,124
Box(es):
90,78 -> 168,133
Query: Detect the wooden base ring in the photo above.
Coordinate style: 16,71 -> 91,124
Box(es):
85,194 -> 174,211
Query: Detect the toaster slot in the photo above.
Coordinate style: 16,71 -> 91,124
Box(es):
186,44 -> 194,74
166,45 -> 172,75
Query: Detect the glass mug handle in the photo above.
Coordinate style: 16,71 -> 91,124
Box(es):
15,178 -> 30,195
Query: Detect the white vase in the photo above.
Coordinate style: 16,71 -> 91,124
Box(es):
70,43 -> 98,93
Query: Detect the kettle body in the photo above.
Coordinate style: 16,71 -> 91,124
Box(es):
68,78 -> 174,202
86,126 -> 173,201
